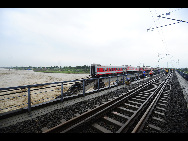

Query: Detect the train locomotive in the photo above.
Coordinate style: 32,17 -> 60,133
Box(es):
90,64 -> 152,78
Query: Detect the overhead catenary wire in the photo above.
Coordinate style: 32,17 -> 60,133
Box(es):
148,8 -> 179,68
149,9 -> 169,51
148,8 -> 188,68
147,8 -> 185,32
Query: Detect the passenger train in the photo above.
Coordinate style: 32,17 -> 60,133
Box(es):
90,64 -> 153,78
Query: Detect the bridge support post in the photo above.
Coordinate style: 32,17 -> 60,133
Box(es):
123,74 -> 125,85
98,78 -> 100,92
27,86 -> 31,113
135,73 -> 137,81
61,83 -> 63,102
109,76 -> 110,88
83,79 -> 85,97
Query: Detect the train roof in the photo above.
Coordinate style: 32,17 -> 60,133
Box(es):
91,64 -> 126,68
91,64 -> 156,70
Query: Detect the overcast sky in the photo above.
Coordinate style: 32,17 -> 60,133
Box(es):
0,8 -> 188,68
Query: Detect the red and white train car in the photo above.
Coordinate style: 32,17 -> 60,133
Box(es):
90,64 -> 152,78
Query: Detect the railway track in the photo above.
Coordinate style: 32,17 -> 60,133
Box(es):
43,72 -> 172,133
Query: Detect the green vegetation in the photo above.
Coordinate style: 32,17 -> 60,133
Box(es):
183,68 -> 188,74
13,65 -> 90,74
177,68 -> 188,74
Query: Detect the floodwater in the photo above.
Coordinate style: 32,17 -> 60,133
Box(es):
0,68 -> 89,113
0,68 -> 89,88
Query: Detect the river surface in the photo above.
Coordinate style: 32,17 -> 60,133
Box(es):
0,68 -> 89,88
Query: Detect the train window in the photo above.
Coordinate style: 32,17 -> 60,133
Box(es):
97,68 -> 99,71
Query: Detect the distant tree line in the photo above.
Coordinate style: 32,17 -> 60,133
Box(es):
13,65 -> 90,74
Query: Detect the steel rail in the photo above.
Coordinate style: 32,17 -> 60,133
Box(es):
43,74 -> 163,133
131,73 -> 172,133
116,81 -> 165,133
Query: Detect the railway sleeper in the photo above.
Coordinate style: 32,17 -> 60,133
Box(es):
92,123 -> 113,133
155,106 -> 167,113
152,116 -> 166,124
135,95 -> 148,100
111,111 -> 129,122
106,112 -> 128,124
131,98 -> 147,103
127,100 -> 142,107
122,103 -> 139,111
156,103 -> 168,109
147,116 -> 166,129
115,107 -> 134,117
157,103 -> 168,109
153,110 -> 166,119
94,118 -> 121,133
137,93 -> 150,98
102,116 -> 123,127
117,107 -> 136,114
154,106 -> 167,114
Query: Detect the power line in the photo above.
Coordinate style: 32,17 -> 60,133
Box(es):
149,9 -> 169,53
148,9 -> 182,68
147,8 -> 186,32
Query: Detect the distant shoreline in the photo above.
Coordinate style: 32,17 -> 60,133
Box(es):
0,68 -> 89,88
6,65 -> 91,74
34,70 -> 90,74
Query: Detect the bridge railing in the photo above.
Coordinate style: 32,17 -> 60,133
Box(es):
0,74 -> 141,115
